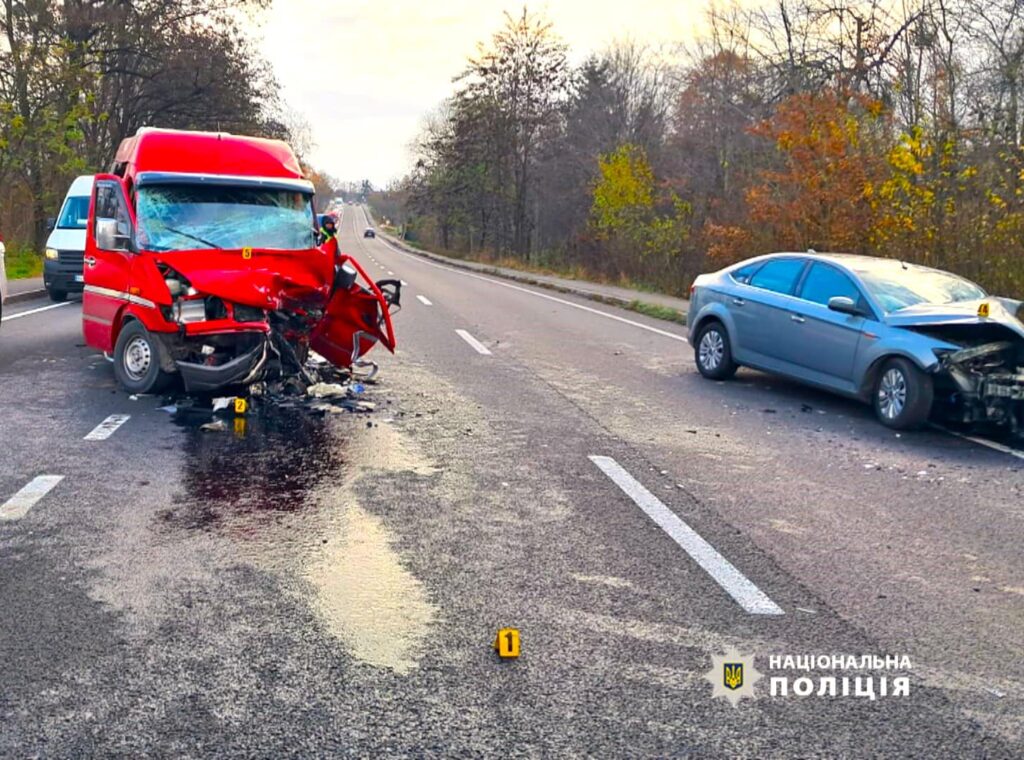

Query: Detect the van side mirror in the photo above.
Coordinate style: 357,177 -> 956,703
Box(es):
827,296 -> 862,316
96,218 -> 130,251
46,217 -> 56,232
334,263 -> 357,291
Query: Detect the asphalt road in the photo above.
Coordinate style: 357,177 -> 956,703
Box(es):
0,207 -> 1021,757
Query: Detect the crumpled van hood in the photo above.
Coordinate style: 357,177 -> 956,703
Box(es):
885,297 -> 1024,338
153,245 -> 334,310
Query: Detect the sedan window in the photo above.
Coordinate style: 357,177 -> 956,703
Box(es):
748,258 -> 805,295
730,261 -> 762,284
799,263 -> 862,305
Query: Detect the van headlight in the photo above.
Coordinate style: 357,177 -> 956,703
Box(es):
45,248 -> 59,260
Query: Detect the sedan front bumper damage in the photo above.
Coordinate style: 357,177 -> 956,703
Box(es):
937,340 -> 1024,432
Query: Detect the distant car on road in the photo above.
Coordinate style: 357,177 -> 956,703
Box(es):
0,232 -> 7,324
364,227 -> 376,238
44,175 -> 94,302
688,252 -> 1024,431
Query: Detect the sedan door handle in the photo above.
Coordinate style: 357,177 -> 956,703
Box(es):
790,314 -> 806,323
731,298 -> 746,306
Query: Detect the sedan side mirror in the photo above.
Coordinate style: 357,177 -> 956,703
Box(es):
827,296 -> 862,316
96,217 -> 130,251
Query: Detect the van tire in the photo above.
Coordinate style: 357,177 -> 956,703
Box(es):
48,288 -> 67,303
113,321 -> 172,394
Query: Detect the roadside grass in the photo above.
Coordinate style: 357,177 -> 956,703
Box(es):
626,300 -> 687,325
4,246 -> 43,279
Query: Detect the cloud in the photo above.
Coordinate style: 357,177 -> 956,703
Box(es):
257,0 -> 707,185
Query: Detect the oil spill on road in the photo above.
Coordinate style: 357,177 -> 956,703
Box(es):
162,396 -> 440,674
164,403 -> 346,528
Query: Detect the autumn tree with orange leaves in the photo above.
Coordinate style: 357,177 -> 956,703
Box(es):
745,91 -> 887,254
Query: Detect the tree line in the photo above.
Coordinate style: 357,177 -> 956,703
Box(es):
384,3 -> 1024,297
0,0 -> 317,250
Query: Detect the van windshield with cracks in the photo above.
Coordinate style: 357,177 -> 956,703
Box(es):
136,184 -> 316,252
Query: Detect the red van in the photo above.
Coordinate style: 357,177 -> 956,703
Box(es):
82,128 -> 398,393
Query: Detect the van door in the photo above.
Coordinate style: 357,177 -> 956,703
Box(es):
310,255 -> 397,368
82,176 -> 136,352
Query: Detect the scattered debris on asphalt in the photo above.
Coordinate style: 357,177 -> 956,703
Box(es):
307,382 -> 348,398
155,348 -> 389,434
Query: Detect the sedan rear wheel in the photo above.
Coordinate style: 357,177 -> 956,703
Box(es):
695,321 -> 738,380
873,357 -> 933,430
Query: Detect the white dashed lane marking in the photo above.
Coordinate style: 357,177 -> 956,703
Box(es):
416,295 -> 433,306
455,329 -> 492,355
84,414 -> 131,441
589,455 -> 784,615
0,476 -> 64,521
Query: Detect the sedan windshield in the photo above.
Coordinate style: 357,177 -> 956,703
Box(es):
856,266 -> 986,313
136,185 -> 315,251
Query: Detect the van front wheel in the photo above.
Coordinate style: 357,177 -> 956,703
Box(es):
113,321 -> 172,394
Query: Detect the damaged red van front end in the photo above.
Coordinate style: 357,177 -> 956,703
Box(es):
81,128 -> 397,394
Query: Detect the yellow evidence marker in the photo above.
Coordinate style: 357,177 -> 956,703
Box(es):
494,628 -> 521,659
234,397 -> 248,414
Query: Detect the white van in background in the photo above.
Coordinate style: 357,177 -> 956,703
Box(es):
44,175 -> 94,302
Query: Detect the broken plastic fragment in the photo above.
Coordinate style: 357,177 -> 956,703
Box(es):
211,397 -> 235,412
307,382 -> 348,398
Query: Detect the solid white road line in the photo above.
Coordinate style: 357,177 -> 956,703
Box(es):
455,329 -> 492,355
589,455 -> 784,615
84,414 -> 131,441
1,302 -> 72,322
376,236 -> 687,343
416,295 -> 433,306
932,425 -> 1024,461
0,475 -> 64,521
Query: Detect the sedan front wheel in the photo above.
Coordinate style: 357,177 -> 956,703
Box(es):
872,357 -> 933,430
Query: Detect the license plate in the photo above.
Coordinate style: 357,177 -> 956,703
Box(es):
74,275 -> 83,282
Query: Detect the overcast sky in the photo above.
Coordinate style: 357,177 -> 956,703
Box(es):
258,1 -> 709,187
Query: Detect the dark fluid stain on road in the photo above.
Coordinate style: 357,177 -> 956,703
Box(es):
163,402 -> 348,530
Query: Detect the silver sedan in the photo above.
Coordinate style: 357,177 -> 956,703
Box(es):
688,252 -> 1024,431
